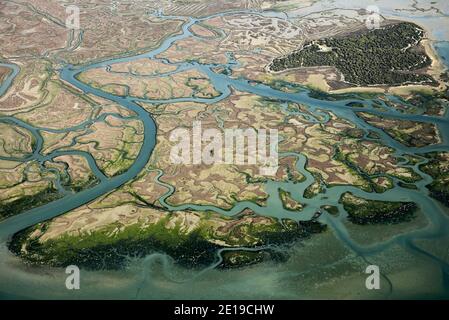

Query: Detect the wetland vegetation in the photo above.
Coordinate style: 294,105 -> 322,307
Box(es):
420,152 -> 449,207
340,192 -> 417,225
9,210 -> 326,270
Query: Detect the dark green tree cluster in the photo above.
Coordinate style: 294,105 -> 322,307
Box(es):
270,22 -> 434,86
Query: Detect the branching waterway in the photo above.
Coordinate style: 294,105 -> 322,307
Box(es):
0,10 -> 449,299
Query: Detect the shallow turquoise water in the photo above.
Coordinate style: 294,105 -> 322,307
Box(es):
434,41 -> 449,69
0,63 -> 19,97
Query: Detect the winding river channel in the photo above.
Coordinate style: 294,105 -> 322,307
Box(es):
0,10 -> 449,299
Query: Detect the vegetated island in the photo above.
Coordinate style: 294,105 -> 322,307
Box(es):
357,111 -> 441,148
8,207 -> 326,270
269,22 -> 434,87
339,192 -> 417,225
420,152 -> 449,207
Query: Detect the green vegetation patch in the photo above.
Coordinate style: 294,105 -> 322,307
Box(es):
220,250 -> 267,268
321,205 -> 339,216
9,211 -> 326,270
405,91 -> 449,116
270,22 -> 433,86
0,186 -> 62,221
279,188 -> 303,211
219,249 -> 288,269
340,192 -> 417,225
398,181 -> 418,190
9,218 -> 220,270
420,152 -> 449,207
65,174 -> 99,193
